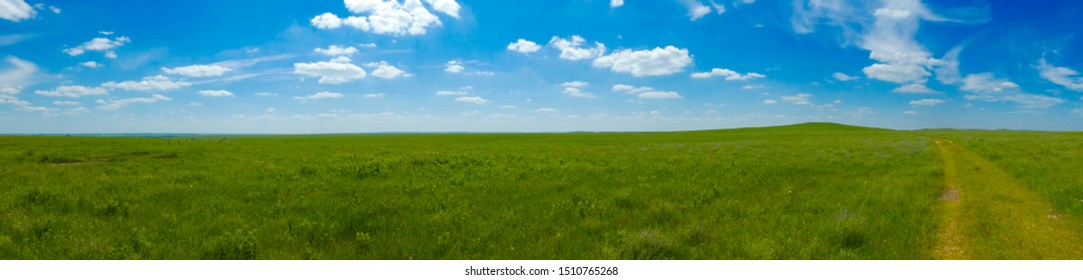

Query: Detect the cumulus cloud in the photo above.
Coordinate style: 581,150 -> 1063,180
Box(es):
366,61 -> 411,79
294,57 -> 367,84
198,90 -> 234,97
763,99 -> 777,104
435,90 -> 466,96
315,45 -> 359,57
444,60 -> 464,73
294,91 -> 345,101
102,75 -> 191,91
162,64 -> 233,77
593,46 -> 692,77
535,107 -> 559,113
0,56 -> 37,95
893,83 -> 939,94
638,91 -> 681,99
549,36 -> 606,61
64,36 -> 131,58
507,39 -> 541,53
833,72 -> 858,81
959,72 -> 1063,109
681,0 -> 713,21
1038,59 -> 1083,91
960,73 -> 1018,93
964,93 -> 1063,110
562,87 -> 594,98
455,96 -> 489,104
363,93 -> 385,98
780,93 -> 811,105
310,0 -> 461,36
0,0 -> 35,22
97,94 -> 171,110
610,0 -> 624,8
81,61 -> 102,68
909,98 -> 943,106
691,68 -> 764,80
34,85 -> 107,98
612,84 -> 654,93
53,101 -> 80,106
561,81 -> 588,88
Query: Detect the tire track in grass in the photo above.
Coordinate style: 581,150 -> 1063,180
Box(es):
933,139 -> 966,259
933,139 -> 1083,259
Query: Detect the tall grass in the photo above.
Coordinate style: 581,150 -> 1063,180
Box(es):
0,124 -> 945,259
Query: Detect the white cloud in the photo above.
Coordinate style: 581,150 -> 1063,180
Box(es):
681,0 -> 712,21
64,36 -> 131,58
255,92 -> 276,96
909,98 -> 943,106
468,70 -> 494,76
34,85 -> 107,97
691,68 -> 765,80
958,72 -> 1062,109
311,12 -> 346,29
48,5 -> 59,14
1038,59 -> 1083,91
964,93 -> 1063,109
359,43 -> 377,48
793,0 -> 945,86
293,58 -> 367,84
0,56 -> 37,95
294,91 -> 345,101
435,90 -> 466,96
455,96 -> 489,104
367,61 -> 411,79
610,0 -> 624,8
53,100 -> 80,106
742,85 -> 764,90
535,107 -> 559,113
562,87 -> 595,98
612,84 -> 654,93
961,73 -> 1018,93
198,90 -> 234,97
593,46 -> 692,77
638,91 -> 681,99
561,81 -> 588,88
893,83 -> 939,94
709,0 -> 726,14
832,72 -> 858,81
310,0 -> 461,36
97,94 -> 171,110
363,93 -> 385,98
314,45 -> 359,57
445,60 -> 464,73
763,99 -> 777,104
935,46 -> 963,85
0,0 -> 35,22
507,39 -> 541,53
81,61 -> 102,68
549,36 -> 606,61
162,64 -> 233,77
102,75 -> 191,91
780,93 -> 811,105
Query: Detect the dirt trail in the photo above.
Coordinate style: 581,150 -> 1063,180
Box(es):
933,139 -> 1083,259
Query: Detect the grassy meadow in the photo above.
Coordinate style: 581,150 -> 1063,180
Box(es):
1,123 -> 1081,259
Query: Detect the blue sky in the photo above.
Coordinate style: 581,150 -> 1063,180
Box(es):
1,0 -> 1082,133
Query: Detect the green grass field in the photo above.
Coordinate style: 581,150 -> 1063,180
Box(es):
1,123 -> 1081,259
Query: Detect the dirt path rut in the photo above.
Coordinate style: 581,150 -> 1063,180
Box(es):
933,139 -> 1083,259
